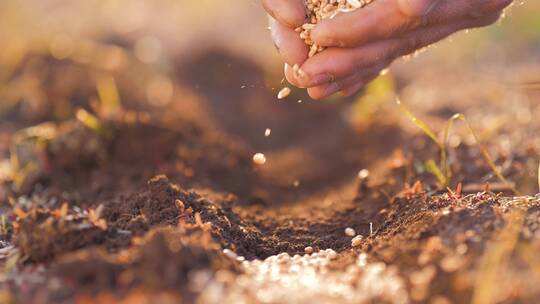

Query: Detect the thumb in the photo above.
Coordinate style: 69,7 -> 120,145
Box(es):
397,0 -> 442,17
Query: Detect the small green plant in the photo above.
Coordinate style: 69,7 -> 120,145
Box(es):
397,98 -> 518,194
96,75 -> 122,118
76,108 -> 106,136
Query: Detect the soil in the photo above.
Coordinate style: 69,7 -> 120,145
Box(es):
1,49 -> 540,304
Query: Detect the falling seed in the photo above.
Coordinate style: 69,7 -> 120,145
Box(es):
351,235 -> 363,247
370,222 -> 373,235
264,128 -> 272,137
358,169 -> 370,179
293,180 -> 300,187
223,249 -> 238,260
345,227 -> 356,237
253,153 -> 267,165
298,99 -> 303,103
278,87 -> 291,99
304,246 -> 314,254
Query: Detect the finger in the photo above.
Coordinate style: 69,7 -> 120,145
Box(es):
339,70 -> 388,97
307,63 -> 388,100
262,0 -> 307,28
270,17 -> 309,66
311,0 -> 440,47
284,61 -> 332,88
299,12 -> 502,87
311,0 -> 510,48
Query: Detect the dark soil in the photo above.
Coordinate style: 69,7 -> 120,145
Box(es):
1,50 -> 540,303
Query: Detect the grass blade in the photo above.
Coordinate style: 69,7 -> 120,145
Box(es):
397,98 -> 518,194
425,159 -> 446,185
396,98 -> 441,146
458,116 -> 519,195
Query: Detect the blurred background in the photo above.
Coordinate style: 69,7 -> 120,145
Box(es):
1,0 -> 539,199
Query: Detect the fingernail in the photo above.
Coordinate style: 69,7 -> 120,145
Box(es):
307,74 -> 334,87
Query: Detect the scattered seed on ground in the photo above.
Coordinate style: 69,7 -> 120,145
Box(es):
352,235 -> 363,247
345,227 -> 356,237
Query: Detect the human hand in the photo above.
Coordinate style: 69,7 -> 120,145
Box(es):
263,0 -> 513,100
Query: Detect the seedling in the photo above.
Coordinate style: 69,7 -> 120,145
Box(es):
96,75 -> 121,117
397,98 -> 518,194
76,108 -> 106,136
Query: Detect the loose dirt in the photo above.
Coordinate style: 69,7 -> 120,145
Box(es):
1,49 -> 540,304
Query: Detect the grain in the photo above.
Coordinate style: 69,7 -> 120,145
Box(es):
345,227 -> 356,237
223,249 -> 238,260
277,87 -> 291,99
253,153 -> 267,165
300,0 -> 374,57
351,235 -> 363,247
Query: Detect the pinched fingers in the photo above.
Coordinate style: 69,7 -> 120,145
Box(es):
310,0 -> 442,48
311,0 -> 511,48
293,12 -> 502,89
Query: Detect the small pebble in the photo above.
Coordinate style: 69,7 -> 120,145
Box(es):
351,235 -> 363,247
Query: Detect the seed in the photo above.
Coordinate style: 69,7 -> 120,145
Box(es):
327,250 -> 338,260
304,246 -> 314,254
358,169 -> 370,179
277,87 -> 291,99
351,235 -> 363,247
298,0 -> 374,57
264,128 -> 272,137
345,227 -> 356,237
252,153 -> 267,165
223,249 -> 238,260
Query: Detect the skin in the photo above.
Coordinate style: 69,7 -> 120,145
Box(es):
263,0 -> 513,100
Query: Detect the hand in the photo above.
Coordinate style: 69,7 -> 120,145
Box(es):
263,0 -> 513,100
